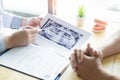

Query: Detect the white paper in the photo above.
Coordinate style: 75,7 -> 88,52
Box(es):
0,44 -> 69,80
0,14 -> 91,80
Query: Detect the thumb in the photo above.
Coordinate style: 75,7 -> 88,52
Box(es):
93,51 -> 99,59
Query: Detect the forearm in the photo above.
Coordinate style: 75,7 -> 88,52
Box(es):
98,68 -> 120,80
86,67 -> 120,80
100,29 -> 120,58
80,66 -> 120,80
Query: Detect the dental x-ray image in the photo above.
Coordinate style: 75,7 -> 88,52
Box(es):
39,19 -> 83,49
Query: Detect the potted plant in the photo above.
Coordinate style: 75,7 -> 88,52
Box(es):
77,6 -> 85,26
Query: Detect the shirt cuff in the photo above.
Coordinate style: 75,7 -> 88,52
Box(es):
0,38 -> 6,55
2,12 -> 23,29
10,16 -> 23,29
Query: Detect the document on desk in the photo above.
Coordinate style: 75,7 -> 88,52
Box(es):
0,14 -> 91,80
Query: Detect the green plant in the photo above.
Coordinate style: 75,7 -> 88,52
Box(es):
78,6 -> 85,17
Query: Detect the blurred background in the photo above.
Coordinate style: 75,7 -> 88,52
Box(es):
2,0 -> 120,23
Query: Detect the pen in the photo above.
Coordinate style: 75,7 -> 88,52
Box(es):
54,73 -> 61,80
37,28 -> 42,33
54,64 -> 69,80
35,26 -> 42,31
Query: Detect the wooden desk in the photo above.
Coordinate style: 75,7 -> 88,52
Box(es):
0,19 -> 120,80
59,20 -> 120,80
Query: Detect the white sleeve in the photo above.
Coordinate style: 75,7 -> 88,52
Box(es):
0,37 -> 6,55
2,12 -> 23,29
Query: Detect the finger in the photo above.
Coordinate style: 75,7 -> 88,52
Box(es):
89,47 -> 94,57
94,50 -> 103,60
74,49 -> 79,71
36,17 -> 42,27
30,33 -> 38,38
70,54 -> 75,70
25,26 -> 35,29
70,52 -> 78,71
74,49 -> 78,64
28,18 -> 38,27
33,17 -> 40,27
28,29 -> 40,34
85,45 -> 90,56
31,38 -> 36,43
38,17 -> 43,21
84,43 -> 90,56
87,44 -> 94,56
77,49 -> 83,64
87,43 -> 91,50
29,32 -> 38,39
93,51 -> 99,59
37,17 -> 43,25
28,38 -> 35,44
33,17 -> 42,27
77,49 -> 81,64
28,34 -> 37,44
80,49 -> 83,63
20,26 -> 34,30
98,50 -> 103,60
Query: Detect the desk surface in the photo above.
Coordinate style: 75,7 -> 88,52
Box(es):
0,19 -> 120,80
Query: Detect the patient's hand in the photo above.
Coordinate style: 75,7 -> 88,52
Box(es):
70,49 -> 103,80
70,49 -> 120,80
84,44 -> 103,60
69,44 -> 103,71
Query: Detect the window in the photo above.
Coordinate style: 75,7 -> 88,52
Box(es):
55,0 -> 120,23
2,0 -> 120,22
2,0 -> 48,17
56,0 -> 82,16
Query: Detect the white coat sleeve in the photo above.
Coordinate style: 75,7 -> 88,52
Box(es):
2,12 -> 23,29
0,37 -> 5,55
